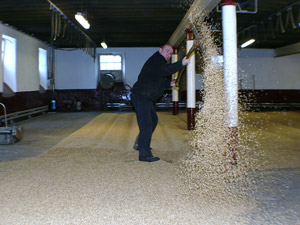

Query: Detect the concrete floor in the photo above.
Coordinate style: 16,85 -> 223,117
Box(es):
0,112 -> 100,161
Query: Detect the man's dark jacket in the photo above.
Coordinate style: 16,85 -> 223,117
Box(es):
131,51 -> 184,101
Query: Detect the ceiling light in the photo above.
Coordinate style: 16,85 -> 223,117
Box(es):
101,41 -> 108,49
75,12 -> 90,29
240,39 -> 255,48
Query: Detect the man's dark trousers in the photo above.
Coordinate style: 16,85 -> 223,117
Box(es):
131,93 -> 158,159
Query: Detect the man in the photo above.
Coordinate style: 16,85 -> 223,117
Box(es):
131,44 -> 190,162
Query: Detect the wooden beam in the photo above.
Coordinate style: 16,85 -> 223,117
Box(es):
275,42 -> 300,57
168,0 -> 222,46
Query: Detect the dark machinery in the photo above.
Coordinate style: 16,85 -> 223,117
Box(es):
99,73 -> 115,89
0,103 -> 23,145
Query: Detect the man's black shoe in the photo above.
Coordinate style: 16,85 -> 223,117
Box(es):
139,156 -> 160,162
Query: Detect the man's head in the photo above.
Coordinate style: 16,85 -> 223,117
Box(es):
159,44 -> 173,61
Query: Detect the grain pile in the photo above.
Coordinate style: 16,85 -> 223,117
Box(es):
0,112 -> 230,224
0,111 -> 299,224
177,5 -> 300,224
177,6 -> 265,214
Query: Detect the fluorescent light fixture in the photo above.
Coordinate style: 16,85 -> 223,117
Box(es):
101,41 -> 108,49
75,12 -> 90,29
240,39 -> 255,48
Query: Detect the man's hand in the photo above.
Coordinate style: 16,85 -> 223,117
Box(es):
182,56 -> 190,66
170,79 -> 176,87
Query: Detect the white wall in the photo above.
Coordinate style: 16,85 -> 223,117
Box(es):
55,49 -> 97,89
238,49 -> 300,90
273,54 -> 300,89
54,47 -> 158,89
54,47 -> 300,91
0,23 -> 48,92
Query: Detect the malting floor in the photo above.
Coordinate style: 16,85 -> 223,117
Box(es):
0,111 -> 299,224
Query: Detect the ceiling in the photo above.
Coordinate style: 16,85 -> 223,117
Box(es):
0,0 -> 299,51
217,0 -> 300,49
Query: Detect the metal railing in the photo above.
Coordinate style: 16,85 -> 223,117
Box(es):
0,105 -> 48,124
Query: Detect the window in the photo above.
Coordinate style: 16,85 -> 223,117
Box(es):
2,35 -> 17,94
100,54 -> 122,70
99,53 -> 124,83
39,48 -> 48,91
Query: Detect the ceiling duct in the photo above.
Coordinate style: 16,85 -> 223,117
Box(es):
238,1 -> 300,48
47,0 -> 96,60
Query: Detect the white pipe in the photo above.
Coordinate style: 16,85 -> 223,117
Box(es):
187,39 -> 196,108
171,54 -> 179,102
223,4 -> 238,127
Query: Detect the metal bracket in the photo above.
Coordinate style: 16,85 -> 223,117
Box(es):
216,0 -> 257,14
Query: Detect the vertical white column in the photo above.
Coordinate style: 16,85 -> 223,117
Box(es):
171,49 -> 179,115
186,30 -> 196,130
187,40 -> 195,109
223,1 -> 238,128
222,0 -> 238,164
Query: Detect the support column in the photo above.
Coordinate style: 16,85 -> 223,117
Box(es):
171,47 -> 179,115
222,0 -> 238,164
186,30 -> 196,130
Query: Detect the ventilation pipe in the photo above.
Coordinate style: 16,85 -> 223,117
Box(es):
186,30 -> 196,130
222,0 -> 238,164
171,48 -> 179,115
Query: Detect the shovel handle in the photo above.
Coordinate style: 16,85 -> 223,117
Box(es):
174,45 -> 197,87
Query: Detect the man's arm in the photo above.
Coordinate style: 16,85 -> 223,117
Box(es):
162,57 -> 190,76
